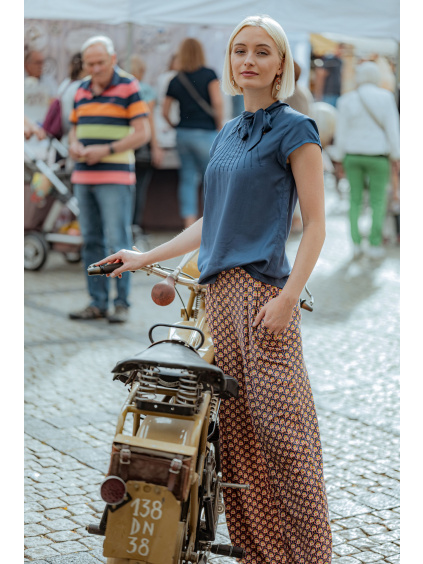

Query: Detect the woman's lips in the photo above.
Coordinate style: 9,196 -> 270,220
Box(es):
241,72 -> 258,76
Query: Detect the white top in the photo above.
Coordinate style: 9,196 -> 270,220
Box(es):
333,83 -> 400,161
153,70 -> 180,148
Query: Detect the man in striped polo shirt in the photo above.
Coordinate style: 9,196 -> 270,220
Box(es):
68,36 -> 150,323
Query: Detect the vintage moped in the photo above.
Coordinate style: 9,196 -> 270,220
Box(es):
86,250 -> 313,563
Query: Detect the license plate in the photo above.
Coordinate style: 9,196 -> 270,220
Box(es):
103,480 -> 182,563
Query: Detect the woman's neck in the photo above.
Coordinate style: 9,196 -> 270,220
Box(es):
242,90 -> 277,113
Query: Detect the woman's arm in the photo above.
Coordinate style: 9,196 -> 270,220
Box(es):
95,218 -> 203,278
162,96 -> 176,129
208,79 -> 224,131
253,143 -> 325,335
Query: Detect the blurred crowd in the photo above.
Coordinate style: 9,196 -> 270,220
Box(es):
24,33 -> 400,318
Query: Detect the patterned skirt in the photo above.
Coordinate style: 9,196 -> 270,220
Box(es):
205,268 -> 332,564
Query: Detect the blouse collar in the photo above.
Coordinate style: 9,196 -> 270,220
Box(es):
233,101 -> 283,152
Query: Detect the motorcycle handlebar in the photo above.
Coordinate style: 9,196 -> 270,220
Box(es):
87,262 -> 314,311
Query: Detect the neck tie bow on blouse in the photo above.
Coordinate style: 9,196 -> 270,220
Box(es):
236,107 -> 273,152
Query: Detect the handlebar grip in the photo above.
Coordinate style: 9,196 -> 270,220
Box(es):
151,276 -> 176,306
87,262 -> 124,276
300,299 -> 313,312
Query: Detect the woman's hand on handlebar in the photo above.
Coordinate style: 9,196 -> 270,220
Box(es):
95,249 -> 148,278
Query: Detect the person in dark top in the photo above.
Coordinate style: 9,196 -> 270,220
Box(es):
314,43 -> 344,107
97,14 -> 332,564
163,37 -> 223,228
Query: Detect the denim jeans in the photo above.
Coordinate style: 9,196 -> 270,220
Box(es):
176,128 -> 217,218
74,183 -> 134,311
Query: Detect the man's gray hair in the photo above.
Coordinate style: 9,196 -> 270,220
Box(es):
81,35 -> 115,56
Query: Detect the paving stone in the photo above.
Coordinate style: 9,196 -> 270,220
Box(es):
360,524 -> 388,535
47,530 -> 82,542
25,546 -> 60,560
24,511 -> 45,525
352,551 -> 384,562
337,528 -> 365,542
25,536 -> 53,548
50,541 -> 87,554
42,518 -> 79,531
357,493 -> 399,511
349,537 -> 377,550
44,553 -> 101,563
66,503 -> 94,516
25,523 -> 51,537
370,542 -> 400,556
44,508 -> 72,520
39,498 -> 68,510
333,543 -> 360,557
329,499 -> 371,518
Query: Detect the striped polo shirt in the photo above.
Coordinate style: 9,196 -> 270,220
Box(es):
69,67 -> 149,185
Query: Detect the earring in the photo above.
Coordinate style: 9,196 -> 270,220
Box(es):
231,76 -> 235,86
275,74 -> 282,91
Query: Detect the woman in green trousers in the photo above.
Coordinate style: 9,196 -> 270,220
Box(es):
333,61 -> 400,259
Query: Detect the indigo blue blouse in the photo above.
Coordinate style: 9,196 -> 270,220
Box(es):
198,101 -> 321,288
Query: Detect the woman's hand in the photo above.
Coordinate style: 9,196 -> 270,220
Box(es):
252,293 -> 297,336
95,249 -> 149,278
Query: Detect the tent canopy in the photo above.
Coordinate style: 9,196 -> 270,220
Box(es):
24,0 -> 400,41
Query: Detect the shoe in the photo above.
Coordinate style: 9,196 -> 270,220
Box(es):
353,244 -> 363,259
366,245 -> 386,260
69,305 -> 108,320
108,305 -> 129,324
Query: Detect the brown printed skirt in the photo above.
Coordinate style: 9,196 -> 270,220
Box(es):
205,268 -> 332,564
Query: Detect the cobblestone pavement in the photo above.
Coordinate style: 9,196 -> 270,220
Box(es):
24,180 -> 399,563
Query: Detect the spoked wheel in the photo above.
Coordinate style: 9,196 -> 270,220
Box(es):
24,231 -> 49,270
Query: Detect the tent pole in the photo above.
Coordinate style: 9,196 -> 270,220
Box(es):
126,22 -> 134,72
395,41 -> 400,107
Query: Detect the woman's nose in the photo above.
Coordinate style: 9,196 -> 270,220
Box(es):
243,52 -> 255,66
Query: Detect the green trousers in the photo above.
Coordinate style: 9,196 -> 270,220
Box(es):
343,154 -> 390,246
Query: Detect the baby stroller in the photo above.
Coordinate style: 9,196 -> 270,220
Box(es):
24,137 -> 83,270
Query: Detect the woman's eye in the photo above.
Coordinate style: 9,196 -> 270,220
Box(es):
234,49 -> 245,54
257,51 -> 268,56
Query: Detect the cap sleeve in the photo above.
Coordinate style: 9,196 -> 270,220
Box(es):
278,115 -> 321,166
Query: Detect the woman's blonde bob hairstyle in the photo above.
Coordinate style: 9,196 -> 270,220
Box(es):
222,15 -> 295,101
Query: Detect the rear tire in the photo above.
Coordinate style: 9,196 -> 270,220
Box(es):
24,232 -> 48,270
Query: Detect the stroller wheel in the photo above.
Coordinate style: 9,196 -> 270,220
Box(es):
64,251 -> 81,264
24,232 -> 48,271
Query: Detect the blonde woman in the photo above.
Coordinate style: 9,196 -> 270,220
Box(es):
162,37 -> 224,228
98,15 -> 332,563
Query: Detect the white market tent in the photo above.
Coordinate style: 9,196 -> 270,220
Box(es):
24,0 -> 399,41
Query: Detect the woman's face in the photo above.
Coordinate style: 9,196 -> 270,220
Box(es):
230,26 -> 282,95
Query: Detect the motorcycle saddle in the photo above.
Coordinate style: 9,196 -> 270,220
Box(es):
112,340 -> 238,398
